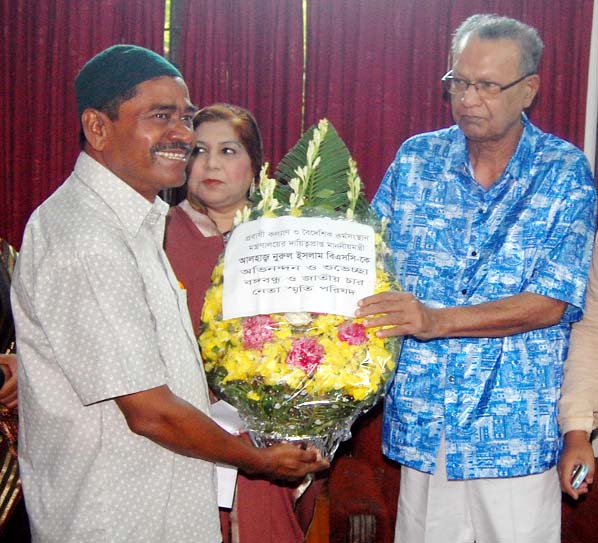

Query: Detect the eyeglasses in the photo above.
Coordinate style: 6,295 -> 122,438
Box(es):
441,70 -> 536,97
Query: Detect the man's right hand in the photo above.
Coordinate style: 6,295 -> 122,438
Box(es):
248,441 -> 328,480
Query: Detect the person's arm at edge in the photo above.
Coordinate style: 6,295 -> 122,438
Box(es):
558,238 -> 598,499
115,384 -> 329,480
0,353 -> 17,408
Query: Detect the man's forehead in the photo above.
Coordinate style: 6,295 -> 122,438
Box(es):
453,37 -> 522,71
131,76 -> 196,110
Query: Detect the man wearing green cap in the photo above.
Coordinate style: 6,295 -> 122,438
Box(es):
11,45 -> 327,543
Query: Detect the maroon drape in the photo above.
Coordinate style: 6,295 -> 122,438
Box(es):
305,0 -> 594,199
0,0 -> 166,249
2,1 -> 594,247
178,0 -> 304,175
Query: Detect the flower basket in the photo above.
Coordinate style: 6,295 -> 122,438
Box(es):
199,120 -> 401,459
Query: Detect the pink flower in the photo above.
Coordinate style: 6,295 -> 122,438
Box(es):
338,322 -> 367,345
286,337 -> 324,375
243,315 -> 275,350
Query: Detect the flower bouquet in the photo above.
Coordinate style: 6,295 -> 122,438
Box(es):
199,120 -> 401,459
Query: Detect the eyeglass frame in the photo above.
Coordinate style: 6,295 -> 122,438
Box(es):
441,70 -> 537,97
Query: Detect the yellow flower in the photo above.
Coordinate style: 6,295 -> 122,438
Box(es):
221,349 -> 256,382
211,260 -> 224,283
201,284 -> 223,323
197,228 -> 402,455
375,267 -> 395,293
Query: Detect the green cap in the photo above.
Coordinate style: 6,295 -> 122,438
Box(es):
75,44 -> 183,118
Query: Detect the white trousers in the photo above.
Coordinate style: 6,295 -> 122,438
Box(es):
395,440 -> 561,543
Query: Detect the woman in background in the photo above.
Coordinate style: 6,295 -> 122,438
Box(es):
164,103 -> 322,543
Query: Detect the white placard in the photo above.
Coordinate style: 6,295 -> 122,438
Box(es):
211,400 -> 245,509
222,216 -> 376,319
215,465 -> 237,509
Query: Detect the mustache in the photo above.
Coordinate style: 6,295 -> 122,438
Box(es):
151,142 -> 193,154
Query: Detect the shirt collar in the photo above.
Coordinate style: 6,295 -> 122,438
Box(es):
504,113 -> 536,180
451,113 -> 537,185
73,152 -> 169,237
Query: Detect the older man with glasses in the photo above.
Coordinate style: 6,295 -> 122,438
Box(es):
357,13 -> 597,543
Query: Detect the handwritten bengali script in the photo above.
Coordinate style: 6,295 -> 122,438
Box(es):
222,216 -> 376,319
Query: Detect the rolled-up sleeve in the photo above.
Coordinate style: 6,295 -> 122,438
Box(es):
559,235 -> 598,435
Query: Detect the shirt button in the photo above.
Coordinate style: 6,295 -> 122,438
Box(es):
461,289 -> 467,295
448,376 -> 455,383
471,251 -> 477,257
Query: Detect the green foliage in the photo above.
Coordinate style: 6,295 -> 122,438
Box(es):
273,121 -> 371,219
207,366 -> 361,437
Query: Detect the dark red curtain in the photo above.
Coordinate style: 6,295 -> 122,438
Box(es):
305,0 -> 594,199
2,1 -> 594,247
0,0 -> 166,249
178,0 -> 304,176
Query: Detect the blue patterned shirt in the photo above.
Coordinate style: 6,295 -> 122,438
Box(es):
373,116 -> 596,479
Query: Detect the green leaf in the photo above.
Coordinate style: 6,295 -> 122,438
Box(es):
313,188 -> 335,199
273,120 -> 370,217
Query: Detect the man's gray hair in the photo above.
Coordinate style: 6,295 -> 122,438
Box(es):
451,14 -> 544,75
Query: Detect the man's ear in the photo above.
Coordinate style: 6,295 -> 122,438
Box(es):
522,74 -> 540,108
81,109 -> 112,151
